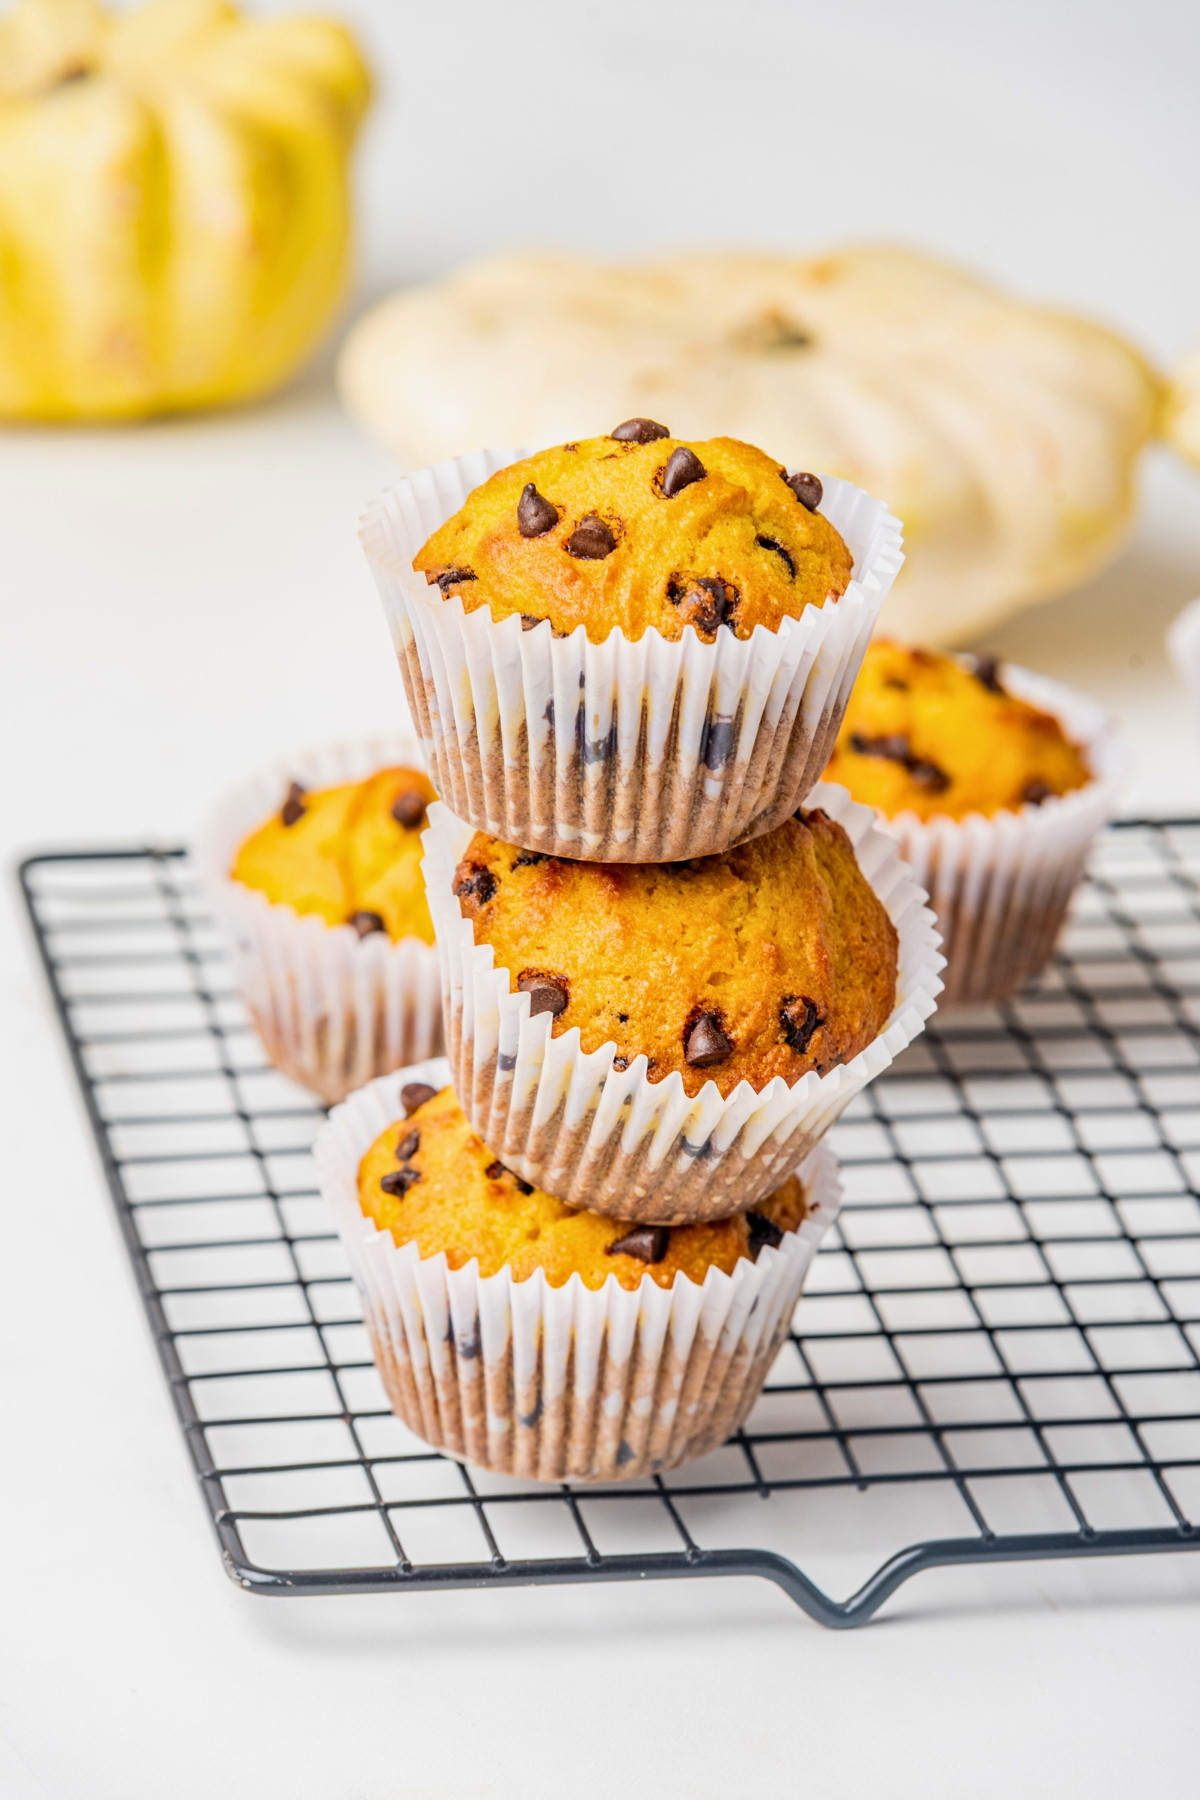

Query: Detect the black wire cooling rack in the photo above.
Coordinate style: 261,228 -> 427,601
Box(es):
18,823 -> 1200,1627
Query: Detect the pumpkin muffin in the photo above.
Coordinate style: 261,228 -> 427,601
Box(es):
358,1083 -> 810,1290
412,428 -> 853,644
451,807 -> 898,1100
824,639 -> 1091,822
231,765 -> 437,943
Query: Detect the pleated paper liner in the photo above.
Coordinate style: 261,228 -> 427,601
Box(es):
422,782 -> 943,1225
360,450 -> 902,862
313,1058 -> 842,1483
194,734 -> 443,1106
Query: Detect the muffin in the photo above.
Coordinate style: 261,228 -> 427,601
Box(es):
423,783 -> 943,1224
314,1062 -> 842,1482
360,441 -> 902,860
451,807 -> 897,1101
195,739 -> 444,1105
412,432 -> 853,645
824,641 -> 1123,1005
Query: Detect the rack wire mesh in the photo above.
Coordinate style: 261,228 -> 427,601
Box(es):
18,822 -> 1200,1626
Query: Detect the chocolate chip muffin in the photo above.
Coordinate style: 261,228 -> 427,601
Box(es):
451,807 -> 898,1100
824,640 -> 1091,822
231,764 -> 438,943
358,1083 -> 810,1291
412,426 -> 853,644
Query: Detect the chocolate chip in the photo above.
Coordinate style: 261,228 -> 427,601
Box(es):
1022,779 -> 1054,806
280,781 -> 307,827
606,1225 -> 670,1263
784,471 -> 823,511
485,1159 -> 533,1194
672,575 -> 732,635
391,789 -> 427,829
908,759 -> 951,794
380,1165 -> 421,1198
520,613 -> 543,631
612,1055 -> 630,1071
395,1130 -> 420,1161
348,910 -> 386,938
513,850 -> 548,868
780,995 -> 823,1055
430,566 -> 476,592
517,973 -> 569,1018
611,418 -> 670,443
660,446 -> 707,498
617,1012 -> 629,1023
400,1081 -> 437,1115
973,656 -> 1006,696
565,515 -> 617,559
517,482 -> 559,537
453,863 -> 498,906
746,1211 -> 784,1257
756,534 -> 796,579
684,1011 -> 734,1068
850,732 -> 911,763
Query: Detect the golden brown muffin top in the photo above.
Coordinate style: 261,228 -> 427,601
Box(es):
824,640 -> 1091,823
412,427 -> 853,645
231,765 -> 438,944
452,809 -> 898,1101
358,1084 -> 809,1290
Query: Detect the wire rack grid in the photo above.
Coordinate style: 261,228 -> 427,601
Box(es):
18,822 -> 1200,1628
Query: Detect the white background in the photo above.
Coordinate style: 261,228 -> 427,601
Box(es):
3,2 -> 1200,1796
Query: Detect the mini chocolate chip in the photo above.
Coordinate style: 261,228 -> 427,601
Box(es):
780,995 -> 823,1055
606,1225 -> 670,1263
973,656 -> 1006,696
431,566 -> 476,592
520,613 -> 543,631
348,910 -> 386,938
685,1011 -> 734,1068
280,781 -> 307,827
400,1081 -> 437,1116
485,1159 -> 533,1194
395,1130 -> 420,1161
612,1055 -> 630,1071
908,759 -> 951,794
850,732 -> 912,764
785,471 -> 823,511
617,1012 -> 629,1023
517,973 -> 569,1018
380,1165 -> 421,1198
453,864 -> 498,906
391,788 -> 426,829
674,575 -> 731,635
756,534 -> 796,579
517,482 -> 559,537
1022,779 -> 1054,806
660,446 -> 707,497
611,418 -> 670,443
746,1211 -> 784,1257
565,515 -> 617,559
513,850 -> 548,868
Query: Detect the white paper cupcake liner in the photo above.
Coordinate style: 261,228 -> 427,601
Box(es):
1167,596 -> 1200,725
423,783 -> 943,1224
875,664 -> 1125,1007
194,735 -> 444,1106
314,1057 -> 842,1483
359,449 -> 902,862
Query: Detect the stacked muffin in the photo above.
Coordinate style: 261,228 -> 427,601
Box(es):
312,425 -> 943,1483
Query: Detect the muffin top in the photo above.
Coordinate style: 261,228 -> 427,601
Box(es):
231,765 -> 438,943
412,426 -> 853,645
452,808 -> 898,1100
824,640 -> 1091,823
359,1084 -> 810,1289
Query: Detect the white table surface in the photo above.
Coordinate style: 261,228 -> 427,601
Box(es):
5,2 -> 1200,1795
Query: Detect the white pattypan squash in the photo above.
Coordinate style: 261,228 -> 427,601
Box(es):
0,0 -> 369,418
338,248 -> 1159,645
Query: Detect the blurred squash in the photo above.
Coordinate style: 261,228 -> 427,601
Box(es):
0,0 -> 369,419
339,249 -> 1160,646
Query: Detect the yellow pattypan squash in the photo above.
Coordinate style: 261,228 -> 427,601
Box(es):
0,0 -> 370,419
